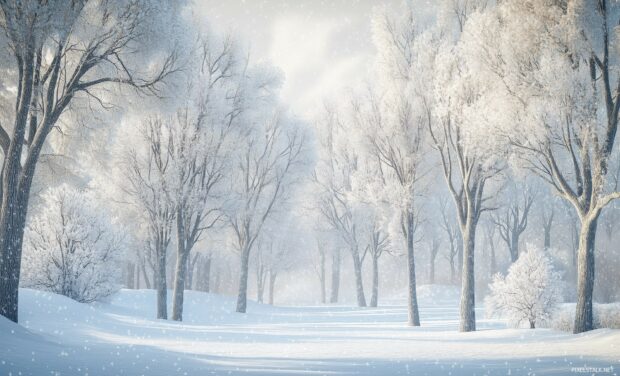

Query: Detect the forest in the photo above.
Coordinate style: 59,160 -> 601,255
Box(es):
0,1 -> 619,375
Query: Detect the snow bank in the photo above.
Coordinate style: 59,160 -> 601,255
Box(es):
550,303 -> 620,331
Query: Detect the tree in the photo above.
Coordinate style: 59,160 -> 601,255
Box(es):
492,185 -> 534,263
0,0 -> 177,322
367,220 -> 390,307
120,117 -> 176,319
169,34 -> 241,320
21,185 -> 124,303
228,110 -> 305,313
368,5 -> 430,325
485,246 -> 563,329
314,104 -> 369,307
470,0 -> 620,333
419,0 -> 505,333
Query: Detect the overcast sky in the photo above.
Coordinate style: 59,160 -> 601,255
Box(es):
192,0 -> 407,117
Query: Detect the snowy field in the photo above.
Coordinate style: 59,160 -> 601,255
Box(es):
1,286 -> 618,376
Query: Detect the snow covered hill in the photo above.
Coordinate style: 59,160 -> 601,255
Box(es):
1,287 -> 618,375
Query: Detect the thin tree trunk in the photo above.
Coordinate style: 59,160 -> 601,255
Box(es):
329,249 -> 340,303
203,256 -> 212,293
370,255 -> 379,307
256,265 -> 265,304
236,246 -> 251,313
156,244 -> 168,320
430,252 -> 436,285
459,220 -> 476,332
319,250 -> 326,304
406,210 -> 420,326
351,249 -> 367,307
268,271 -> 277,305
126,262 -> 135,289
141,262 -> 151,289
574,215 -> 599,333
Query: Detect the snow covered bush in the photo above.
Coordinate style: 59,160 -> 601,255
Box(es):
485,246 -> 563,328
21,185 -> 125,303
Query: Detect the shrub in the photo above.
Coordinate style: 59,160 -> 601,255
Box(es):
485,246 -> 563,328
21,185 -> 125,303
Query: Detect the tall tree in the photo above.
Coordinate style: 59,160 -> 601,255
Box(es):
0,0 -> 176,322
470,0 -> 620,333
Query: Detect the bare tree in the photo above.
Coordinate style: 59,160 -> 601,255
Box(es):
0,0 -> 176,322
228,113 -> 305,313
122,117 -> 176,319
492,188 -> 534,263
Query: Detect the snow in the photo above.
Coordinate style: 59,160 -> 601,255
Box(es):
1,286 -> 618,375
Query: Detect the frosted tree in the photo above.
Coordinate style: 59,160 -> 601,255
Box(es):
470,0 -> 620,333
366,5 -> 434,324
119,117 -> 176,319
314,104 -> 369,307
429,0 -> 504,331
21,185 -> 124,303
228,108 -> 306,313
168,35 -> 242,321
0,0 -> 177,322
486,246 -> 563,329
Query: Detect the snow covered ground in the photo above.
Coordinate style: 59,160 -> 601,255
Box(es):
1,286 -> 618,375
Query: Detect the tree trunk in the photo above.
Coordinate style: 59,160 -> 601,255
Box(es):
126,262 -> 135,289
319,249 -> 326,304
156,244 -> 168,320
203,256 -> 212,293
509,233 -> 518,263
351,249 -> 367,307
529,320 -> 535,329
236,246 -> 251,313
268,271 -> 277,305
459,220 -> 476,332
256,266 -> 265,304
0,44 -> 36,323
543,224 -> 551,251
329,249 -> 340,303
171,248 -> 189,321
370,255 -> 379,307
449,252 -> 456,285
430,252 -> 436,285
141,262 -> 151,289
574,215 -> 599,334
406,210 -> 420,326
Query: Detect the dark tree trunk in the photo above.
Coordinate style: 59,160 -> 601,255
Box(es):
0,43 -> 36,323
236,246 -> 251,313
370,255 -> 379,307
406,210 -> 420,326
574,215 -> 599,333
529,320 -> 535,329
329,249 -> 340,303
459,220 -> 477,332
